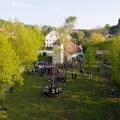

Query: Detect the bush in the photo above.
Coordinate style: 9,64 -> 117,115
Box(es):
43,52 -> 47,56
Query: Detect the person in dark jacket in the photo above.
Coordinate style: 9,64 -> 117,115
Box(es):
74,73 -> 77,79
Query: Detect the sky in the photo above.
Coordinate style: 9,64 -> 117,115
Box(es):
0,0 -> 120,29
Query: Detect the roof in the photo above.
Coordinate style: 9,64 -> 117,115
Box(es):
65,41 -> 81,55
45,30 -> 59,37
96,50 -> 109,55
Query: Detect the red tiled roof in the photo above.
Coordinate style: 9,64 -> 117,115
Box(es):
65,41 -> 81,55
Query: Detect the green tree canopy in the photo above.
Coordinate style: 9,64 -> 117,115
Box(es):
90,33 -> 105,45
56,16 -> 77,60
41,25 -> 53,36
0,34 -> 23,85
0,34 -> 23,108
105,36 -> 120,83
2,20 -> 45,68
0,34 -> 23,103
84,46 -> 95,67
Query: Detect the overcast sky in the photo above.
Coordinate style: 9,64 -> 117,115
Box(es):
0,0 -> 120,29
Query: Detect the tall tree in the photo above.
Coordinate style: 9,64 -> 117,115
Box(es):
3,20 -> 45,69
84,46 -> 94,67
106,36 -> 120,83
0,34 -> 23,109
61,16 -> 77,60
55,16 -> 77,78
64,16 -> 77,34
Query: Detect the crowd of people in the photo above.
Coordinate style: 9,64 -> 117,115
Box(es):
42,84 -> 62,97
34,55 -> 114,98
28,58 -> 65,79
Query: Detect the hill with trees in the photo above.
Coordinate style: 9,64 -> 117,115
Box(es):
109,18 -> 120,36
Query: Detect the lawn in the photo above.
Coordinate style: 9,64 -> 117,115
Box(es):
0,63 -> 120,120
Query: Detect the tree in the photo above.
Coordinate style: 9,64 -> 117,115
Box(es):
109,18 -> 120,36
55,16 -> 77,78
0,19 -> 6,26
104,24 -> 110,30
90,33 -> 105,45
3,20 -> 45,69
84,46 -> 95,67
2,20 -> 14,36
32,26 -> 45,51
41,25 -> 53,36
0,34 -> 23,109
71,31 -> 85,45
97,39 -> 113,50
106,36 -> 120,84
57,16 -> 77,52
64,16 -> 77,34
62,16 -> 77,61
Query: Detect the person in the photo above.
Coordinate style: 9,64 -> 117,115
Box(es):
93,89 -> 95,95
72,69 -> 74,73
58,86 -> 62,95
74,73 -> 77,79
104,71 -> 107,77
97,66 -> 100,72
57,74 -> 60,80
81,68 -> 84,75
10,86 -> 13,93
90,72 -> 92,78
42,87 -> 46,96
55,87 -> 59,96
72,73 -> 74,79
87,72 -> 91,78
111,88 -> 114,96
45,85 -> 49,90
51,88 -> 55,97
43,72 -> 46,77
49,84 -> 52,94
80,69 -> 82,73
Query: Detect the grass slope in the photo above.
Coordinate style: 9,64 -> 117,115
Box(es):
0,65 -> 120,120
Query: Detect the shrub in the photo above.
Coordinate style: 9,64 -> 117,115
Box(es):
43,52 -> 47,56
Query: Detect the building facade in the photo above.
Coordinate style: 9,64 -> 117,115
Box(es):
45,30 -> 59,47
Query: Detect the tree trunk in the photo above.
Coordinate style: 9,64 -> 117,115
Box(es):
64,57 -> 67,79
1,97 -> 4,109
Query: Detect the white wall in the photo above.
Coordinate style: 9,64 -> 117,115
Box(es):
53,44 -> 64,64
45,30 -> 59,47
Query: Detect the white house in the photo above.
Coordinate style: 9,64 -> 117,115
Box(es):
45,30 -> 83,64
45,30 -> 59,47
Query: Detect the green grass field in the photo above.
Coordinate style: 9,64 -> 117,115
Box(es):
0,64 -> 120,120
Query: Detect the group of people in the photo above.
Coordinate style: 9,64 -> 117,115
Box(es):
80,68 -> 84,75
71,72 -> 77,79
56,74 -> 65,83
42,84 -> 62,97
